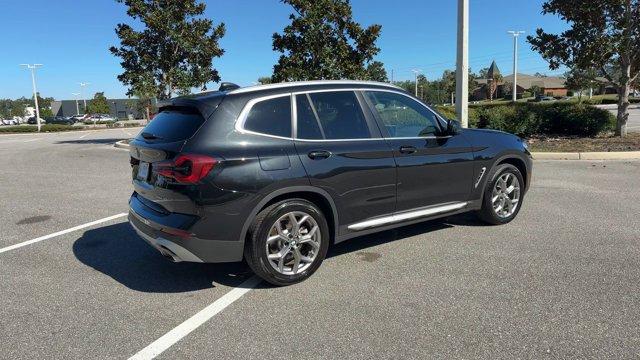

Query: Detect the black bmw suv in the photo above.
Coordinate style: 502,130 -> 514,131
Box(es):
128,80 -> 532,286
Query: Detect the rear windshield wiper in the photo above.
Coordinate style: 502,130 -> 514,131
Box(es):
141,132 -> 163,141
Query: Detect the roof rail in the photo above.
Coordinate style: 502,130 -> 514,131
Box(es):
228,80 -> 402,95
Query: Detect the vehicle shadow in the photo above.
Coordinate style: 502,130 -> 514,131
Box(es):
73,223 -> 254,293
73,213 -> 473,293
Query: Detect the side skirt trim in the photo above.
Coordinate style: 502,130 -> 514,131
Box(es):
347,202 -> 468,231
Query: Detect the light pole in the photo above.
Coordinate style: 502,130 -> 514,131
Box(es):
411,69 -> 422,97
79,82 -> 90,113
455,0 -> 469,127
508,31 -> 525,102
72,92 -> 81,115
20,64 -> 43,132
112,101 -> 118,119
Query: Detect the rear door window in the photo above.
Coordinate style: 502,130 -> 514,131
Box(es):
295,91 -> 371,140
138,108 -> 205,142
243,96 -> 292,138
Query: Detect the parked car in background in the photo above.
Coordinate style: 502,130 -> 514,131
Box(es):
27,117 -> 46,125
47,116 -> 76,125
128,80 -> 532,286
71,114 -> 88,122
99,114 -> 117,122
534,95 -> 556,102
1,118 -> 19,125
84,114 -> 117,123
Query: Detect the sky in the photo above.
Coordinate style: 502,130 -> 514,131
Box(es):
0,0 -> 569,100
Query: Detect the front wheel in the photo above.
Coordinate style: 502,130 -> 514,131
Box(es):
477,164 -> 525,225
244,199 -> 330,286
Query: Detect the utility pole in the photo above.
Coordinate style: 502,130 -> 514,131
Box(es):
412,69 -> 422,97
79,82 -> 90,112
391,69 -> 394,83
455,0 -> 469,127
508,31 -> 525,102
20,64 -> 43,132
72,93 -> 81,115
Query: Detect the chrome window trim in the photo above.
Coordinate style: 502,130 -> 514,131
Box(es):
235,87 -> 451,142
235,93 -> 294,140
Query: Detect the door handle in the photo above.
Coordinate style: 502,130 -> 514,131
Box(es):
399,146 -> 417,154
308,150 -> 332,160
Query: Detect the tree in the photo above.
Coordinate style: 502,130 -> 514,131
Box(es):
530,85 -> 543,97
87,92 -> 111,114
565,67 -> 599,102
110,0 -> 226,100
527,1 -> 640,136
257,77 -> 273,85
440,69 -> 478,103
272,0 -> 383,82
31,93 -> 54,118
365,61 -> 388,82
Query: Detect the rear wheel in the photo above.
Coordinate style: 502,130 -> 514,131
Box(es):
244,199 -> 329,286
477,164 -> 524,225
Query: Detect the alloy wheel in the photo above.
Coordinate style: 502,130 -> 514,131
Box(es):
491,172 -> 521,218
265,211 -> 321,275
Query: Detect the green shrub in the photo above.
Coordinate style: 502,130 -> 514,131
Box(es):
473,102 -> 614,137
434,105 -> 456,120
434,106 -> 479,126
0,124 -> 83,133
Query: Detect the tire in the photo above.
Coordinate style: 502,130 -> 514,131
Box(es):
244,199 -> 330,286
477,163 -> 525,225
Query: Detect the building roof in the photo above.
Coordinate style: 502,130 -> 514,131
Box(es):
477,73 -> 566,89
487,61 -> 501,79
503,74 -> 566,89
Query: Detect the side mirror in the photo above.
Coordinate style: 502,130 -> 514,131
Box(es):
446,119 -> 461,135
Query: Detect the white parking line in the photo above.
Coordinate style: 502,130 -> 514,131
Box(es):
0,213 -> 128,254
128,276 -> 262,360
23,138 -> 41,143
79,134 -> 88,139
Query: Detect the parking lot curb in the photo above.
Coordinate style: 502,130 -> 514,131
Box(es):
114,140 -> 131,150
532,151 -> 640,160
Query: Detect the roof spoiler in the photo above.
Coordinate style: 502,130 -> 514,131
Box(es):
156,96 -> 222,119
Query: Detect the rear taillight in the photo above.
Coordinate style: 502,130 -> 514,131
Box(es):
155,154 -> 218,184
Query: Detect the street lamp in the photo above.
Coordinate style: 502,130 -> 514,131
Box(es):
112,101 -> 118,119
20,64 -> 43,132
72,92 -> 81,115
508,31 -> 525,102
79,82 -> 90,112
411,69 -> 422,97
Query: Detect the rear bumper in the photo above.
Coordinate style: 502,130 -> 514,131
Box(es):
128,194 -> 244,263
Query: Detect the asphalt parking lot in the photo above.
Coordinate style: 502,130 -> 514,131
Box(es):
1,128 -> 639,359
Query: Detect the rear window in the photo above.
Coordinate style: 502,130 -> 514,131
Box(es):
138,108 -> 206,142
